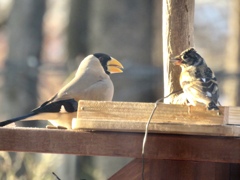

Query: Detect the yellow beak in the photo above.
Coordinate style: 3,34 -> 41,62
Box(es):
107,58 -> 124,74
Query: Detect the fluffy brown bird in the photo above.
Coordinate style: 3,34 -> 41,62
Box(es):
0,53 -> 124,129
171,48 -> 219,110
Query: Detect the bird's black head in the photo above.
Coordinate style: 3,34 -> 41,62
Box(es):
93,53 -> 123,75
94,53 -> 111,74
171,48 -> 204,67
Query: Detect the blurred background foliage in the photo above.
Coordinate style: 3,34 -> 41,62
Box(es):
0,0 -> 239,179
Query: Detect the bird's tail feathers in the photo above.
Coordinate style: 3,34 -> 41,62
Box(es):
0,112 -> 37,127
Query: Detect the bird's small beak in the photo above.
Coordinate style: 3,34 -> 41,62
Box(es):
170,56 -> 182,65
107,58 -> 124,73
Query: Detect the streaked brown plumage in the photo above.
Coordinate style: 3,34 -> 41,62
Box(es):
171,48 -> 219,110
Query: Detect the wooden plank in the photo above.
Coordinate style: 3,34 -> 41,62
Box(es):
230,164 -> 240,179
110,159 -> 234,180
77,101 -> 223,125
109,159 -> 145,180
227,106 -> 240,125
73,121 -> 240,137
73,101 -> 240,137
0,128 -> 240,163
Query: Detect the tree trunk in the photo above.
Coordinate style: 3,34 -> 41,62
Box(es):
3,0 -> 45,126
1,0 -> 45,179
88,0 -> 157,102
67,0 -> 89,72
162,0 -> 195,103
66,1 -> 94,179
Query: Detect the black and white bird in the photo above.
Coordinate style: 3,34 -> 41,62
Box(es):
0,53 -> 124,129
171,48 -> 219,110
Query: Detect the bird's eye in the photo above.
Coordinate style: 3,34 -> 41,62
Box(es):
185,54 -> 189,59
181,55 -> 186,60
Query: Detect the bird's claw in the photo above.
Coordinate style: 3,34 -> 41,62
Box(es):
46,125 -> 67,129
187,106 -> 192,114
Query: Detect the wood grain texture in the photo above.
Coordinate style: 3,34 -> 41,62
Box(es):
110,159 -> 236,180
227,106 -> 240,125
0,128 -> 240,163
109,159 -> 145,180
77,101 -> 223,125
73,101 -> 240,137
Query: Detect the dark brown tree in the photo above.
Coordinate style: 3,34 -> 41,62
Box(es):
88,0 -> 158,102
3,0 -> 45,126
67,0 -> 89,72
1,0 -> 45,179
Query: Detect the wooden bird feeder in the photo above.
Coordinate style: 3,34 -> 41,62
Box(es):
1,101 -> 240,179
73,101 -> 240,137
1,0 -> 240,179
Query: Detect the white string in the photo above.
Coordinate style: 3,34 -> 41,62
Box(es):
141,90 -> 183,180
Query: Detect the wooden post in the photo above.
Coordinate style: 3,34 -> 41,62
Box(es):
161,1 -> 240,179
162,0 -> 195,103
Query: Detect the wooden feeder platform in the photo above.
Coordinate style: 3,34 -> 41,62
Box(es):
0,100 -> 240,179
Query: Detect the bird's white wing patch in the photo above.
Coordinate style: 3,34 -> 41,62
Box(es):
60,105 -> 67,113
201,78 -> 206,82
206,91 -> 212,97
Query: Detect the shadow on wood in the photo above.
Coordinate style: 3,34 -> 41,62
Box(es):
109,159 -> 240,180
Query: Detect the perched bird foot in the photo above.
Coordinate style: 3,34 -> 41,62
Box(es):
187,105 -> 192,114
185,101 -> 193,115
207,102 -> 219,111
207,102 -> 220,115
46,125 -> 67,129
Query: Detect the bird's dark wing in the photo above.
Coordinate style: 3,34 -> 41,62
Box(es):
32,98 -> 78,113
200,77 -> 219,103
0,99 -> 78,127
193,67 -> 219,103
